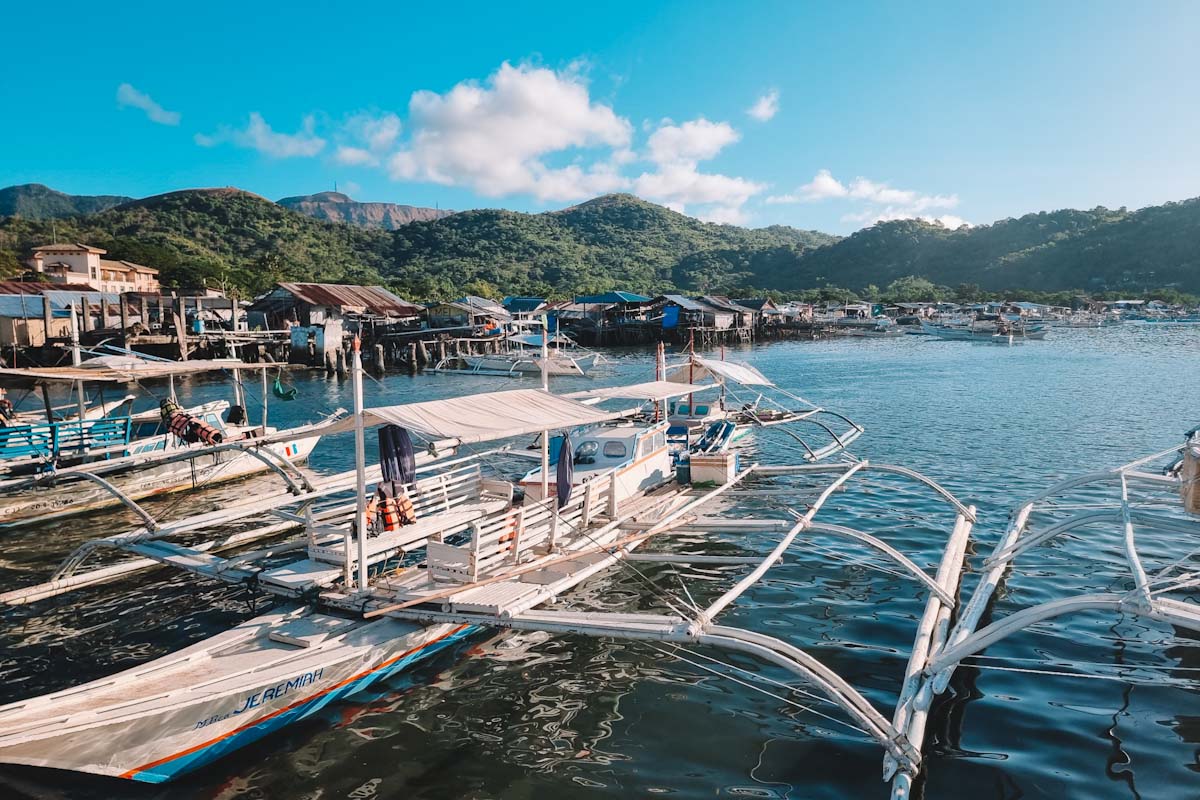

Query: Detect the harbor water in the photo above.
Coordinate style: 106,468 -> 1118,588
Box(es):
1,325 -> 1198,799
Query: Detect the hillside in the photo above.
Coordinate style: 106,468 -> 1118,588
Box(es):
277,191 -> 453,229
0,190 -> 837,298
0,188 -> 392,293
760,200 -> 1200,293
0,185 -> 1196,298
0,184 -> 132,219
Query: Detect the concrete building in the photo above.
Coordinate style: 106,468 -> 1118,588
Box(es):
28,243 -> 160,294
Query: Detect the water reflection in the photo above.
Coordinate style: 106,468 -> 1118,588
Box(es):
2,327 -> 1200,798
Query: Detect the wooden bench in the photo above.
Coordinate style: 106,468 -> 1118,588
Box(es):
307,463 -> 513,568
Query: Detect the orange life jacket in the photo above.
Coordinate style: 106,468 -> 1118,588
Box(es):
365,483 -> 416,534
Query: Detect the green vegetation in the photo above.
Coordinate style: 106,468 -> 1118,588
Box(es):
0,185 -> 1197,302
0,184 -> 131,219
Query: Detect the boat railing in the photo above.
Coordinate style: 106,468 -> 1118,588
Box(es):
428,466 -> 619,583
0,416 -> 133,465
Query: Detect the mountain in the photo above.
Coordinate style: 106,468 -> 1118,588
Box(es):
0,185 -> 1196,298
0,183 -> 132,219
277,191 -> 453,229
752,200 -> 1200,294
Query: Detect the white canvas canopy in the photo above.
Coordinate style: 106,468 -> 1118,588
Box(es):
667,357 -> 774,387
566,380 -> 714,403
330,389 -> 621,445
0,358 -> 276,388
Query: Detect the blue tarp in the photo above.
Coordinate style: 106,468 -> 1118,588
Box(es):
662,305 -> 680,329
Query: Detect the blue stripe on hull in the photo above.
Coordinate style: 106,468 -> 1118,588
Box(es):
129,625 -> 479,783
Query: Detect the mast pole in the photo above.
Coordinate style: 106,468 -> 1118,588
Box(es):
687,329 -> 695,420
69,303 -> 86,420
540,313 -> 549,392
259,366 -> 269,432
352,337 -> 369,592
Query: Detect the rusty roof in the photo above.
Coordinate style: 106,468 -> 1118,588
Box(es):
272,282 -> 423,317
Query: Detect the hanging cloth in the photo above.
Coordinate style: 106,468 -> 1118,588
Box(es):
378,425 -> 417,485
555,432 -> 573,509
273,370 -> 298,401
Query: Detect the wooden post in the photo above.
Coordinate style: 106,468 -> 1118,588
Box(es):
41,293 -> 53,345
173,298 -> 189,361
79,298 -> 92,332
119,293 -> 130,334
408,342 -> 417,373
373,343 -> 385,375
99,296 -> 109,331
157,296 -> 166,333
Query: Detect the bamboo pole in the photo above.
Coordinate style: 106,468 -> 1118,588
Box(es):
352,337 -> 368,592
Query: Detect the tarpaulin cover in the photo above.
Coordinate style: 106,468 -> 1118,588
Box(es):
566,380 -> 715,403
332,389 -> 621,445
666,357 -> 774,387
0,358 -> 275,388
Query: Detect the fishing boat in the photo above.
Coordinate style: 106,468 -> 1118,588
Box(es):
435,331 -> 606,377
0,341 -> 986,798
664,354 -> 864,461
831,316 -> 906,337
0,357 -> 340,525
919,316 -> 1045,343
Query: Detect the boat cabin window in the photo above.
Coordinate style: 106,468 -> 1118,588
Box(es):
602,441 -> 628,458
695,405 -> 710,415
574,440 -> 599,465
674,403 -> 689,415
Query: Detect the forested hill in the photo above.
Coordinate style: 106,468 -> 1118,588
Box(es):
760,200 -> 1200,294
0,185 -> 1196,298
0,190 -> 837,297
0,184 -> 132,219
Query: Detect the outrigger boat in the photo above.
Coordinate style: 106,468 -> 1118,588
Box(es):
665,353 -> 864,461
434,330 -> 606,378
887,430 -> 1200,798
0,357 -> 338,525
0,341 -> 1003,797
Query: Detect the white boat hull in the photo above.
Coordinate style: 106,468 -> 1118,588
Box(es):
0,433 -> 321,525
0,609 -> 476,783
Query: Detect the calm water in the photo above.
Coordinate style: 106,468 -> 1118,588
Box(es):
1,325 -> 1198,799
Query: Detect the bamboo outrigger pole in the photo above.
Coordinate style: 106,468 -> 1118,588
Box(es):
352,336 -> 368,591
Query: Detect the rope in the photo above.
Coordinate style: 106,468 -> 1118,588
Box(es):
643,641 -> 872,737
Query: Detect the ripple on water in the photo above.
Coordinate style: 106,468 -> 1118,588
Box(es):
1,327 -> 1199,799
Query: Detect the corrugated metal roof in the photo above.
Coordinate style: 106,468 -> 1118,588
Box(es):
700,295 -> 756,314
0,295 -> 69,319
503,296 -> 547,313
658,294 -> 709,312
574,291 -> 652,304
271,283 -> 423,317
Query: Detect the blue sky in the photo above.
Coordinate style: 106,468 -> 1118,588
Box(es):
2,1 -> 1197,233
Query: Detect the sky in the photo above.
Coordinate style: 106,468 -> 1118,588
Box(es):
2,1 -> 1198,233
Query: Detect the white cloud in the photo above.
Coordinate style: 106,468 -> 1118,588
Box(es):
646,118 -> 739,165
747,89 -> 779,122
195,112 -> 325,158
768,169 -> 966,228
116,83 -> 180,126
633,118 -> 764,222
334,113 -> 402,166
334,146 -> 375,166
387,61 -> 633,201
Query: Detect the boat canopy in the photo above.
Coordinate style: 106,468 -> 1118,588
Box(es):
329,389 -> 621,444
506,332 -> 575,347
667,357 -> 775,387
566,380 -> 714,403
0,358 -> 278,388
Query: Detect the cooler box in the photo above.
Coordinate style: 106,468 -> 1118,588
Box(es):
690,452 -> 739,485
